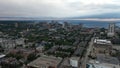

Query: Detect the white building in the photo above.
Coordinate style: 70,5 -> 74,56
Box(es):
107,23 -> 115,37
70,57 -> 80,68
36,45 -> 44,53
94,39 -> 111,45
0,54 -> 6,59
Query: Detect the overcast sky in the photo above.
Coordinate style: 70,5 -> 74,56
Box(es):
0,0 -> 120,18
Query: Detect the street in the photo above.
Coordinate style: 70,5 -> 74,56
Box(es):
80,37 -> 94,68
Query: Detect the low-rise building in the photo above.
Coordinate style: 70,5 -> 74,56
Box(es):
73,47 -> 84,57
93,39 -> 112,55
88,54 -> 120,68
27,55 -> 62,68
0,38 -> 16,49
15,38 -> 25,45
69,57 -> 80,68
0,57 -> 21,68
36,45 -> 44,53
94,39 -> 111,45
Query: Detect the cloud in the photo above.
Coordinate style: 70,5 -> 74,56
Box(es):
0,0 -> 120,17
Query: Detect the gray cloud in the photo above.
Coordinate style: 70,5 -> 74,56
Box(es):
0,0 -> 120,17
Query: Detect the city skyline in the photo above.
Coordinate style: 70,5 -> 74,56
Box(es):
0,0 -> 120,68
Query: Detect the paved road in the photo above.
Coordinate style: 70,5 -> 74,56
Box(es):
58,58 -> 64,68
81,37 -> 94,68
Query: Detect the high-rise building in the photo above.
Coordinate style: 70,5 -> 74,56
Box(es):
107,23 -> 115,37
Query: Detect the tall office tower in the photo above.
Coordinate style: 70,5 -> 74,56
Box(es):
107,23 -> 115,37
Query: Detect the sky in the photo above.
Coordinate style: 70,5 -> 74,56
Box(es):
0,0 -> 120,18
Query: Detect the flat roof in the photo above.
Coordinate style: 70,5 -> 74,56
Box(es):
28,55 -> 62,67
70,57 -> 80,61
0,54 -> 6,58
96,54 -> 119,65
93,64 -> 114,68
94,39 -> 111,45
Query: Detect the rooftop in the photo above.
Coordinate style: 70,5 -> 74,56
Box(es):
28,55 -> 62,68
73,47 -> 84,56
96,54 -> 119,65
0,54 -> 6,58
70,57 -> 80,61
94,39 -> 111,45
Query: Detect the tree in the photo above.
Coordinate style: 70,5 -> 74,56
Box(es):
27,53 -> 37,61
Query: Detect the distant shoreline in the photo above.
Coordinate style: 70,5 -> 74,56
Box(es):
0,20 -> 120,28
0,18 -> 120,21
